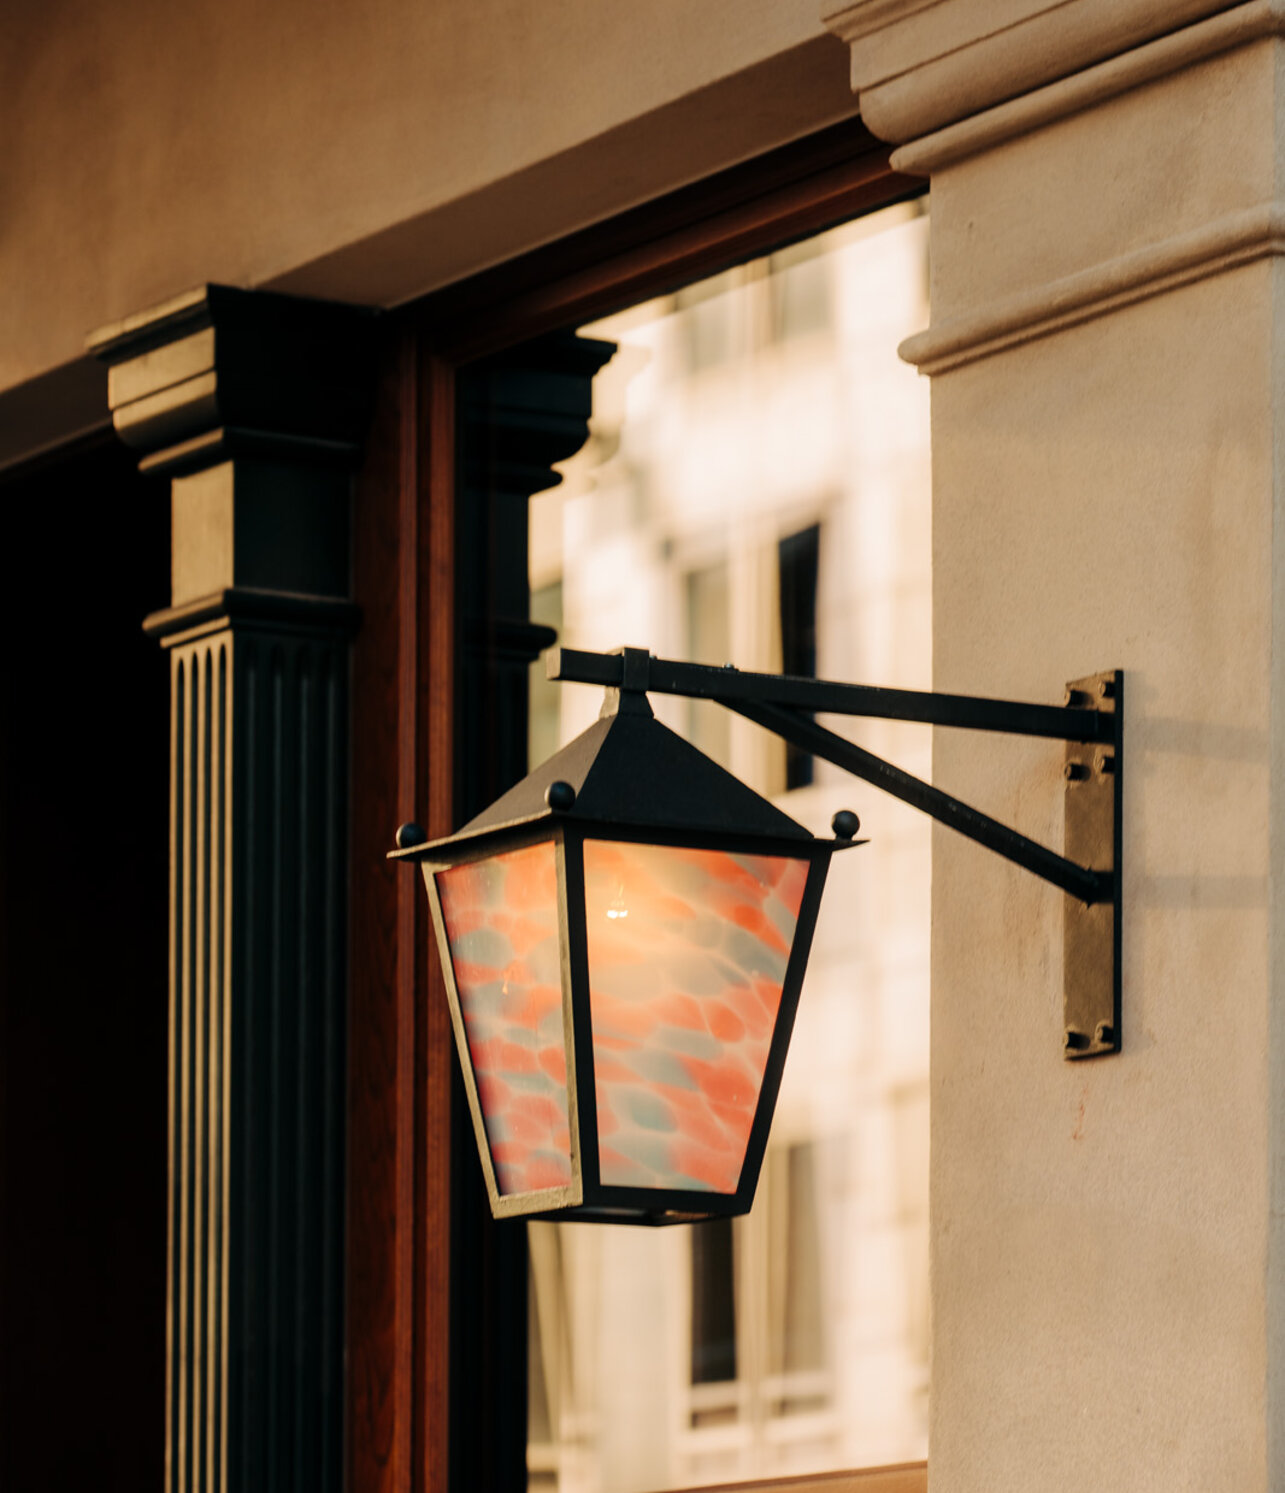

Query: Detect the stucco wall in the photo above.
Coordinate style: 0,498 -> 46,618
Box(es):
931,266 -> 1274,1489
1,0 -> 857,399
892,16 -> 1285,1489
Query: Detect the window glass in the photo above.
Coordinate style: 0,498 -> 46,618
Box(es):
526,197 -> 931,1490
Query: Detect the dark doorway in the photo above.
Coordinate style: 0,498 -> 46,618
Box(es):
0,436 -> 170,1491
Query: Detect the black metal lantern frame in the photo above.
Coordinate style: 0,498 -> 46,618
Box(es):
391,666 -> 854,1225
392,645 -> 1123,1226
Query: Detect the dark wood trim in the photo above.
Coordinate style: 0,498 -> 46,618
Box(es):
348,326 -> 412,1493
415,351 -> 456,1493
395,326 -> 421,1493
412,118 -> 919,365
0,354 -> 112,481
348,329 -> 458,1493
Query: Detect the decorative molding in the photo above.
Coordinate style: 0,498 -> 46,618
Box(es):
900,201 -> 1285,374
462,615 -> 559,664
144,588 -> 361,647
135,426 -> 363,476
893,0 -> 1285,174
87,284 -> 377,476
821,0 -> 950,48
821,0 -> 1244,142
456,330 -> 618,500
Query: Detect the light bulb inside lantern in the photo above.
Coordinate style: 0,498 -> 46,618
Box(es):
606,882 -> 629,921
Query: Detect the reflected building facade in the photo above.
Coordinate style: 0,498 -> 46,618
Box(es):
525,200 -> 932,1492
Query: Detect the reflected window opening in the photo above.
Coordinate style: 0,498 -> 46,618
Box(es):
778,524 -> 819,790
690,1219 -> 738,1390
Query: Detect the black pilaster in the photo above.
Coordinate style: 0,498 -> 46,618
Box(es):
89,287 -> 376,1493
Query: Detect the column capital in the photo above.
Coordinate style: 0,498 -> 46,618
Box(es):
89,285 -> 376,638
821,0 -> 1244,143
86,283 -> 376,477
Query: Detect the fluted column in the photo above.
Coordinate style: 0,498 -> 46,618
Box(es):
89,286 -> 375,1493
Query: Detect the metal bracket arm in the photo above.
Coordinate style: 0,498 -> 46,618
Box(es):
548,647 -> 1112,742
547,646 -> 1123,1059
727,697 -> 1109,905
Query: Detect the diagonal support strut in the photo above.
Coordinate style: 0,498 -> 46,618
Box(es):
725,697 -> 1110,905
547,646 -> 1123,1059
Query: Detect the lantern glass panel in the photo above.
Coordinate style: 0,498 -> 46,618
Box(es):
582,840 -> 810,1193
436,842 -> 573,1195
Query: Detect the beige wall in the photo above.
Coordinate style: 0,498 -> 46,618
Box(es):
1,0 -> 857,400
930,265 -> 1274,1488
825,3 -> 1285,1487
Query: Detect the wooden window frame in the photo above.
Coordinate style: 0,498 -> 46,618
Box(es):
347,117 -> 927,1493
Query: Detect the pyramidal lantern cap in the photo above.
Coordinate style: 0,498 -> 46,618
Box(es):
389,663 -> 861,1225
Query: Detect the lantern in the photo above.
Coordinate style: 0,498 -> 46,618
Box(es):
390,687 -> 858,1224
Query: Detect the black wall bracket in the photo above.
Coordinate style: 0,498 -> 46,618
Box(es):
547,647 -> 1123,1060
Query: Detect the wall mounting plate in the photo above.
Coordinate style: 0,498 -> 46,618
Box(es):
1062,670 -> 1122,1058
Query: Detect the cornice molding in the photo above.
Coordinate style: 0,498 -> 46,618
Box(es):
899,201 -> 1285,374
892,0 -> 1285,174
822,0 -> 950,47
457,331 -> 617,500
821,0 -> 1244,142
86,284 -> 377,477
142,586 -> 362,647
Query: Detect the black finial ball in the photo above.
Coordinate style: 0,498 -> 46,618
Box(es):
545,780 -> 576,812
831,809 -> 860,841
395,821 -> 427,850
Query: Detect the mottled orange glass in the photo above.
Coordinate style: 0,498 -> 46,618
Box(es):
583,841 -> 808,1192
436,843 -> 573,1195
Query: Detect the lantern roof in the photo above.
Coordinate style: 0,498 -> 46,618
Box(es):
390,692 -> 813,862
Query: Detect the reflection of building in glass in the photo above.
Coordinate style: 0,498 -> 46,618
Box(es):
527,199 -> 932,1493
